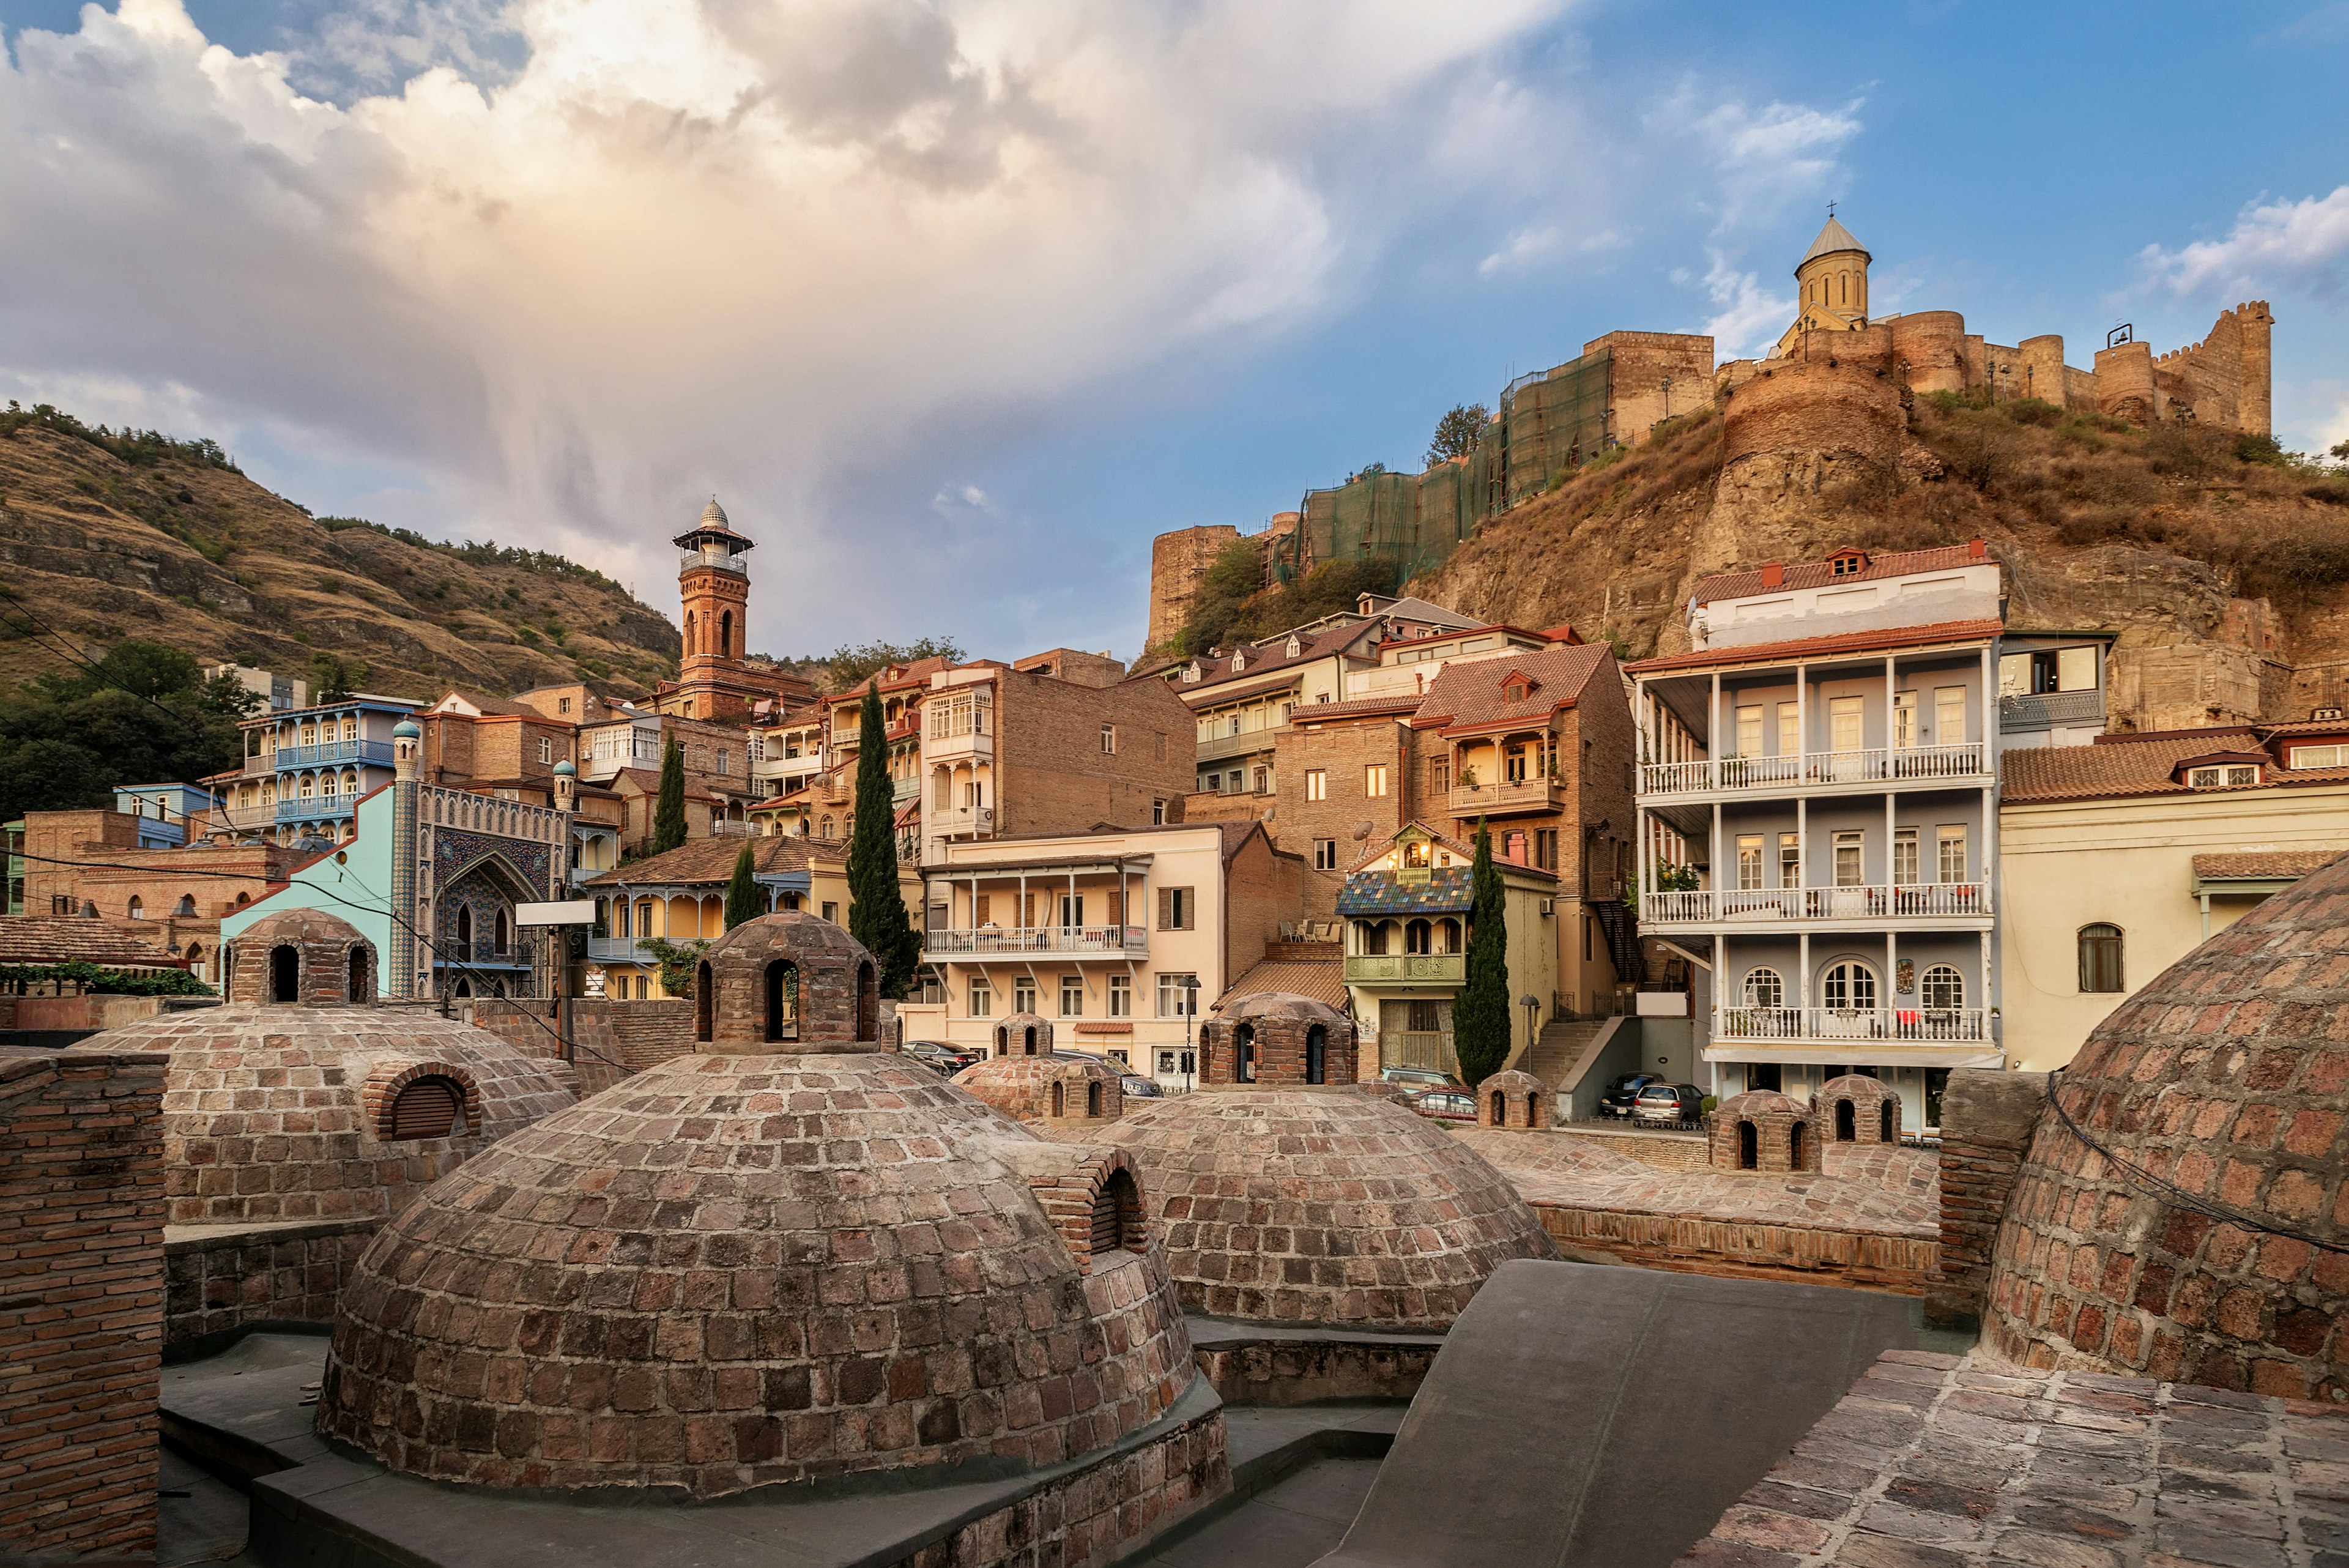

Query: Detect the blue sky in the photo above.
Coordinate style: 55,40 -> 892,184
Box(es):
2,1 -> 2344,665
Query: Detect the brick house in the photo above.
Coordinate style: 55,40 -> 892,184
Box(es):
9,810 -> 306,981
751,660 -> 953,846
581,709 -> 760,849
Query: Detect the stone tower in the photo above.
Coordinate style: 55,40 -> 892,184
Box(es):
674,497 -> 752,711
1775,215 -> 1871,356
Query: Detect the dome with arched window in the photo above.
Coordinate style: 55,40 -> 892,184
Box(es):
953,1051 -> 1124,1123
1707,1090 -> 1822,1174
1818,1074 -> 1902,1145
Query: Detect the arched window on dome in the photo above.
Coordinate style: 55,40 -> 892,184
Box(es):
347,945 -> 369,1002
1737,1120 -> 1757,1170
1023,1025 -> 1037,1057
764,959 -> 798,1042
1835,1098 -> 1856,1142
1050,1080 -> 1065,1117
856,960 -> 878,1041
1305,1024 -> 1326,1085
1490,1089 -> 1506,1123
1526,1090 -> 1540,1125
694,960 -> 714,1042
1234,1023 -> 1256,1082
1086,1080 -> 1102,1117
1790,1121 -> 1807,1169
388,1075 -> 465,1140
2078,924 -> 2124,994
1090,1167 -> 1141,1260
270,943 -> 300,1003
174,894 -> 196,917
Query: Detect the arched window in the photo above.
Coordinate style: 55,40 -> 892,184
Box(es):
494,908 -> 510,954
694,960 -> 714,1042
1737,1121 -> 1757,1170
347,946 -> 368,1002
1023,1025 -> 1037,1057
1086,1080 -> 1102,1117
80,900 -> 97,917
2078,925 -> 2124,994
1050,1080 -> 1065,1117
1526,1091 -> 1540,1125
185,943 -> 203,981
127,896 -> 143,919
388,1076 -> 465,1140
820,815 -> 834,839
1880,1101 -> 1896,1142
456,905 -> 473,950
1822,960 -> 1876,1013
993,1024 -> 1009,1057
720,610 -> 733,658
1090,1168 -> 1140,1258
1359,921 -> 1389,957
1790,1121 -> 1807,1169
1835,1099 -> 1855,1142
270,943 -> 300,1003
763,960 -> 797,1042
454,977 -> 472,998
1437,918 -> 1462,953
174,894 -> 196,917
1405,919 -> 1431,955
685,612 -> 696,653
1490,1089 -> 1506,1123
1921,965 -> 1965,1011
1305,1024 -> 1326,1085
1741,967 -> 1784,1009
1234,1023 -> 1255,1082
856,960 -> 878,1041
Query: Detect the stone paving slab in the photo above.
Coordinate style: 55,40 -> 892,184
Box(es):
1674,1350 -> 2349,1566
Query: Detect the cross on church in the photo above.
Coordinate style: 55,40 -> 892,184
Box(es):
1827,201 -> 1837,218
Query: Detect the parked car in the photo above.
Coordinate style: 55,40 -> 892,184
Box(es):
901,1040 -> 981,1074
1119,1075 -> 1164,1099
1631,1082 -> 1705,1128
1598,1073 -> 1662,1119
1408,1088 -> 1479,1123
1381,1065 -> 1466,1091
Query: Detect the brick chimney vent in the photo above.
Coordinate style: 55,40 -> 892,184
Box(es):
1760,562 -> 1784,589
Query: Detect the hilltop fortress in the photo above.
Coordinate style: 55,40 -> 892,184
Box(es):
1147,218 -> 2273,653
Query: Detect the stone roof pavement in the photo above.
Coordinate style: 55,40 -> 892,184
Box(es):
1677,1349 -> 2349,1566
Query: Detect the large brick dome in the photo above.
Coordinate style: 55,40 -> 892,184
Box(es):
1103,1089 -> 1554,1327
1984,851 -> 2349,1398
318,915 -> 1195,1496
77,916 -> 574,1225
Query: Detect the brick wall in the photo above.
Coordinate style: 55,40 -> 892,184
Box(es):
0,1049 -> 165,1559
998,668 -> 1195,837
1192,1337 -> 1438,1404
1527,1202 -> 1935,1294
21,808 -> 299,921
1148,524 -> 1244,653
1925,1068 -> 2048,1330
1587,329 -> 1715,446
1221,831 -> 1301,988
1273,713 -> 1407,916
164,1216 -> 381,1348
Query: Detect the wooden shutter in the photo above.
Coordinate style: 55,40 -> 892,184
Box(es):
1156,888 -> 1173,930
390,1077 -> 461,1140
975,894 -> 992,925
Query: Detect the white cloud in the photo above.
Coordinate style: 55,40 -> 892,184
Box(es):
1697,253 -> 1792,362
2140,186 -> 2349,301
0,0 -> 1577,648
1665,85 -> 1864,235
1479,225 -> 1562,277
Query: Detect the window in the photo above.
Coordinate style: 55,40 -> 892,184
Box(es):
1830,551 -> 1866,578
1822,960 -> 1877,1012
1011,977 -> 1036,1015
1059,894 -> 1085,928
1735,705 -> 1762,757
1776,703 -> 1798,757
1921,965 -> 1965,1011
1778,834 -> 1801,888
1108,975 -> 1132,1017
538,737 -> 554,765
1157,973 -> 1198,1016
969,977 -> 993,1017
1305,769 -> 1327,801
716,749 -> 730,776
1893,690 -> 1917,748
1833,830 -> 1864,886
1203,773 -> 1220,792
1736,834 -> 1764,891
1742,967 -> 1784,1009
1937,825 -> 1969,883
1433,759 -> 1450,792
1365,764 -> 1389,798
1313,839 -> 1338,871
1407,999 -> 1443,1032
1893,828 -> 1918,884
1156,732 -> 1167,761
2079,924 -> 2125,993
1157,887 -> 1194,930
1934,688 -> 1967,745
2058,645 -> 2097,693
1152,798 -> 1168,825
558,697 -> 572,715
1402,839 -> 1433,869
1253,765 -> 1271,793
2291,745 -> 2349,769
1535,828 -> 1558,871
1830,696 -> 1863,753
821,901 -> 839,923
127,895 -> 144,919
388,1076 -> 465,1140
2187,765 -> 2260,787
1060,975 -> 1085,1016
1101,723 -> 1117,754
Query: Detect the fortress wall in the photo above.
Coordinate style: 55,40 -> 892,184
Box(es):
1721,338 -> 1903,471
1589,330 -> 1716,442
1890,311 -> 1969,396
1149,524 -> 1244,653
2019,335 -> 2068,408
2093,339 -> 2159,426
2063,364 -> 2101,412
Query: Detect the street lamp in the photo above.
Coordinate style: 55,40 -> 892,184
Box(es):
1521,993 -> 1540,1058
1660,374 -> 1672,421
1181,976 -> 1201,1094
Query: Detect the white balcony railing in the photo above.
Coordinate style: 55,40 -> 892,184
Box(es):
930,805 -> 995,836
925,925 -> 1148,957
1713,1007 -> 1992,1044
1641,742 -> 1989,797
1641,883 -> 1991,924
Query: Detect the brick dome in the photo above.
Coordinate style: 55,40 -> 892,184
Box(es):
1201,991 -> 1356,1086
954,1053 -> 1124,1123
1474,1069 -> 1549,1129
1102,1082 -> 1554,1328
1709,1090 -> 1823,1173
988,1011 -> 1054,1058
224,908 -> 378,1005
1984,852 -> 2349,1398
319,914 -> 1194,1496
74,1003 -> 575,1225
688,910 -> 881,1052
1819,1073 -> 1902,1145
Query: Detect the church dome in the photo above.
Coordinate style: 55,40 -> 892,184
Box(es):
1984,852 -> 2349,1398
700,496 -> 729,529
75,912 -> 575,1225
317,914 -> 1195,1496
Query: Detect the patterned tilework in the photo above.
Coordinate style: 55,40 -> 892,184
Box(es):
1677,1350 -> 2349,1567
434,830 -> 557,900
1334,869 -> 1474,916
318,1052 -> 1197,1498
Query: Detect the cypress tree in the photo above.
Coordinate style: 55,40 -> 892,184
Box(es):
723,841 -> 761,930
651,733 -> 688,855
1453,818 -> 1512,1087
846,682 -> 921,997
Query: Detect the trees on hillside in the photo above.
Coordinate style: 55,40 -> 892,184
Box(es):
0,640 -> 253,824
651,735 -> 688,855
1427,403 -> 1490,466
1453,820 -> 1512,1087
845,683 -> 921,998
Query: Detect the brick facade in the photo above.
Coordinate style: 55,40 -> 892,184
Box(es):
20,806 -> 300,927
1146,524 -> 1243,653
225,908 -> 374,1005
1925,1068 -> 2048,1331
1709,1090 -> 1824,1173
694,912 -> 879,1052
1819,1073 -> 1904,1145
991,665 -> 1195,841
954,1053 -> 1124,1124
0,1049 -> 165,1559
1274,711 -> 1408,916
1201,993 -> 1356,1085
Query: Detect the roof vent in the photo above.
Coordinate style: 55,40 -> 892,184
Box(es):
2315,708 -> 2345,722
1759,562 -> 1784,589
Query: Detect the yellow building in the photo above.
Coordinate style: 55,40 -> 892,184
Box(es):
1774,214 -> 1871,356
1998,725 -> 2349,1071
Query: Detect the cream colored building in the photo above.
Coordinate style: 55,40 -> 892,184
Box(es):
1998,724 -> 2349,1071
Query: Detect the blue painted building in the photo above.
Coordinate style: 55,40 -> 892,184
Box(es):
220,697 -> 419,845
113,782 -> 221,848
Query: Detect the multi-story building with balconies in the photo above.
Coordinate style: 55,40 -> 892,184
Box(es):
1626,540 -> 2009,1132
221,696 -> 419,845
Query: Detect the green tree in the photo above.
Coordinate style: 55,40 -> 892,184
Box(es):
651,734 -> 688,854
306,653 -> 366,702
1174,537 -> 1270,656
0,639 -> 245,822
723,841 -> 762,930
1425,403 -> 1490,466
845,682 -> 921,998
1453,819 -> 1512,1087
824,637 -> 966,691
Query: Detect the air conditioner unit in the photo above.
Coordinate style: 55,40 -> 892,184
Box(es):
1539,899 -> 1554,915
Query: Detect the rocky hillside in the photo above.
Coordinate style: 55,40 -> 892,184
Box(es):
1411,396 -> 2349,729
0,409 -> 679,700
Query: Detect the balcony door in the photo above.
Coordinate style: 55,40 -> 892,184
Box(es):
1819,959 -> 1878,1036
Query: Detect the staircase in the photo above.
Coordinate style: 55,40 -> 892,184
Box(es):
1588,897 -> 1644,984
1528,1016 -> 1611,1092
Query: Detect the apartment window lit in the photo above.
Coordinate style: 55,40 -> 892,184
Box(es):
1100,724 -> 1117,754
1778,833 -> 1801,888
1313,839 -> 1338,871
1156,973 -> 1199,1016
1893,828 -> 1918,884
1014,977 -> 1037,1014
1735,705 -> 1762,758
1059,975 -> 1084,1017
1364,764 -> 1389,798
2291,745 -> 2349,768
2078,924 -> 2125,993
968,978 -> 993,1017
1736,834 -> 1764,891
1108,975 -> 1132,1017
1936,825 -> 1969,883
1934,688 -> 1967,745
1402,840 -> 1433,869
1305,770 -> 1327,801
1833,830 -> 1865,886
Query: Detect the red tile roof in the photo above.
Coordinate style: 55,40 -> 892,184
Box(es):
0,917 -> 186,968
581,834 -> 809,888
1411,642 -> 1612,734
2192,850 -> 2348,881
1625,619 -> 2004,675
1998,731 -> 2297,804
1215,955 -> 1348,1013
1290,694 -> 1424,722
1689,541 -> 1989,606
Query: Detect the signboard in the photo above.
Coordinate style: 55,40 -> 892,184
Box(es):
514,900 -> 597,927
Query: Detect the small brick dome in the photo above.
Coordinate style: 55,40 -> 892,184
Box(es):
1203,992 -> 1356,1086
225,908 -> 377,1005
989,1011 -> 1054,1058
1474,1069 -> 1549,1129
73,1005 -> 575,1225
954,1053 -> 1124,1123
1103,1079 -> 1554,1328
1984,851 -> 2349,1397
319,1052 -> 1194,1495
689,912 -> 881,1053
1819,1074 -> 1902,1145
1709,1090 -> 1823,1173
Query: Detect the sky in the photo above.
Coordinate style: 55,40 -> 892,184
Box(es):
2,2 -> 2347,666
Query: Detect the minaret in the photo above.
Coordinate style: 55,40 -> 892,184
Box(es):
390,719 -> 421,998
670,497 -> 754,721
